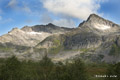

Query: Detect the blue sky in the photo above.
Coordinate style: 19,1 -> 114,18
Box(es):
0,0 -> 120,35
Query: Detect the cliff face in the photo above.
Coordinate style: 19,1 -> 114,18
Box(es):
0,14 -> 120,63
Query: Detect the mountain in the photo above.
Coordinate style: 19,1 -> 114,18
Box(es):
0,14 -> 120,63
21,23 -> 72,33
64,14 -> 120,49
61,14 -> 120,63
0,23 -> 72,47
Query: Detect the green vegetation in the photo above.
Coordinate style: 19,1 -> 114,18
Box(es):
0,56 -> 119,80
0,56 -> 22,80
98,54 -> 104,59
86,63 -> 109,80
80,48 -> 91,52
48,36 -> 64,54
63,48 -> 90,52
0,46 -> 12,52
15,46 -> 30,53
34,48 -> 46,53
49,45 -> 63,54
64,48 -> 96,53
0,56 -> 88,80
0,44 -> 30,53
53,39 -> 61,46
109,44 -> 120,56
105,62 -> 120,80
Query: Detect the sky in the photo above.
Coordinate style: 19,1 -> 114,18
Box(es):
0,0 -> 120,35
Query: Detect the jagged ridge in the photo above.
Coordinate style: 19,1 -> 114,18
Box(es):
0,14 -> 120,63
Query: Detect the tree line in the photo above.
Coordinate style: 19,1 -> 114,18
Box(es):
0,56 -> 119,80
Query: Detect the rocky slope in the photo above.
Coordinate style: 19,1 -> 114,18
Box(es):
0,14 -> 120,63
60,14 -> 120,63
0,23 -> 72,47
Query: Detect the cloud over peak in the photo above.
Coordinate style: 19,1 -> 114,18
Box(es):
41,0 -> 106,20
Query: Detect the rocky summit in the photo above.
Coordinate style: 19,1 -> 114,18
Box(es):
0,14 -> 120,63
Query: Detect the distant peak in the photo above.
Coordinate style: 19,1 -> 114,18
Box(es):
8,27 -> 22,33
13,27 -> 18,29
11,27 -> 19,31
21,26 -> 33,32
21,26 -> 30,29
47,23 -> 55,26
22,26 -> 29,28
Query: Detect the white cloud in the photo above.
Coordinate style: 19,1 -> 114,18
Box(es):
8,0 -> 17,8
7,0 -> 31,13
40,14 -> 76,28
53,19 -> 76,28
25,19 -> 33,23
40,14 -> 53,24
22,6 -> 31,13
41,0 -> 106,20
0,18 -> 13,24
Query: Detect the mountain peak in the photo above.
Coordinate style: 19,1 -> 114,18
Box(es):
78,14 -> 120,32
86,14 -> 119,27
89,14 -> 99,18
78,14 -> 103,27
10,27 -> 19,32
47,23 -> 56,26
86,14 -> 103,22
21,26 -> 33,32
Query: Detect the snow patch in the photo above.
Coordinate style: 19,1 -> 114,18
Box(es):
94,24 -> 111,30
27,32 -> 42,35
